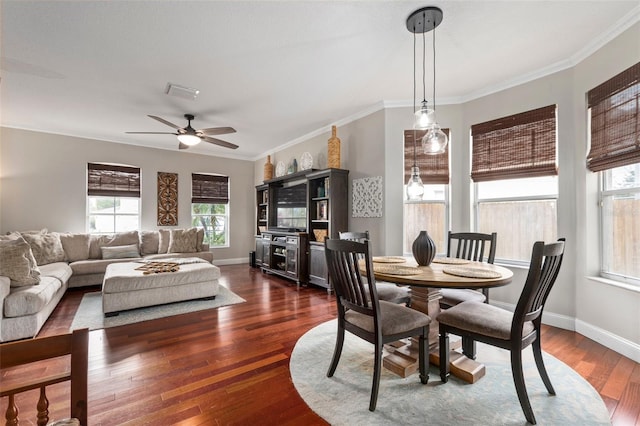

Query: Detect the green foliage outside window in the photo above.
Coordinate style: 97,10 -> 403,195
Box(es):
192,203 -> 228,247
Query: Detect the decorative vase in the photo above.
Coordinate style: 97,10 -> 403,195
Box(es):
412,230 -> 436,266
328,125 -> 341,169
263,155 -> 274,181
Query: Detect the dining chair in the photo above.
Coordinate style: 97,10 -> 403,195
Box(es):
339,231 -> 412,306
324,238 -> 431,411
439,231 -> 497,309
0,328 -> 89,426
438,238 -> 566,425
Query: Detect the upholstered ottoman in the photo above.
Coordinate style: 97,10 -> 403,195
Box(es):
102,259 -> 220,316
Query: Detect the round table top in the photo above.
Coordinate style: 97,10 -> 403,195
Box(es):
364,256 -> 513,289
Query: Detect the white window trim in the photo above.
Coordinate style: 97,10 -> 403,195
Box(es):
191,203 -> 230,249
86,196 -> 141,234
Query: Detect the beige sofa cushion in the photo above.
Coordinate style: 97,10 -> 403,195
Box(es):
197,228 -> 205,251
144,251 -> 213,263
89,231 -> 139,259
168,228 -> 198,253
39,262 -> 73,284
101,244 -> 140,259
21,232 -> 65,266
70,258 -> 142,276
59,233 -> 90,261
158,229 -> 170,254
0,237 -> 41,286
140,231 -> 159,255
4,276 -> 62,317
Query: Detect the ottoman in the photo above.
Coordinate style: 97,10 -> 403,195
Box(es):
102,260 -> 220,316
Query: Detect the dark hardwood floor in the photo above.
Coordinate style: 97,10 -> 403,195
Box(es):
2,264 -> 639,425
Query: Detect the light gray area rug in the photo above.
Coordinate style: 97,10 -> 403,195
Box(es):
291,320 -> 611,425
70,286 -> 245,331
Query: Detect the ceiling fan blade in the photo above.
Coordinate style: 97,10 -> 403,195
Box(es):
202,136 -> 239,150
178,142 -> 190,150
125,132 -> 178,135
148,115 -> 182,130
198,126 -> 236,136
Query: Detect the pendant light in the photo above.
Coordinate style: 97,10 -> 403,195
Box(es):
407,6 -> 448,155
407,28 -> 424,200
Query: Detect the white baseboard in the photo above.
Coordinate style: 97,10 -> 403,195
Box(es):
490,300 -> 640,363
576,320 -> 640,364
212,257 -> 248,266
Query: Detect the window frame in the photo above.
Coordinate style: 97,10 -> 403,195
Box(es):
191,173 -> 230,249
598,167 -> 640,286
474,177 -> 558,266
87,195 -> 141,234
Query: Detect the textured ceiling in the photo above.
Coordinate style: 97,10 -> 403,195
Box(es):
2,1 -> 639,160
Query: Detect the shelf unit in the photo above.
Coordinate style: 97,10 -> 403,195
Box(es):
254,168 -> 348,292
255,184 -> 269,236
306,169 -> 349,291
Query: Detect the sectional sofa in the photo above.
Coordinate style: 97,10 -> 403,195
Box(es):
0,228 -> 214,342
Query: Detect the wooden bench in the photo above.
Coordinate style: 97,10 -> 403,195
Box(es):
0,328 -> 89,426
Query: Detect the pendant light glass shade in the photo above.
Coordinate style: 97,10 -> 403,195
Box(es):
422,123 -> 448,154
406,166 -> 425,200
413,101 -> 435,130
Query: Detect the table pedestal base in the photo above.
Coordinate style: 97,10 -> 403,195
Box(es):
382,286 -> 486,384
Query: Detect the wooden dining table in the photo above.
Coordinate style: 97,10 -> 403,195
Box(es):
363,256 -> 513,384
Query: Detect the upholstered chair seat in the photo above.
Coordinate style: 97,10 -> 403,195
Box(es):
375,283 -> 412,306
440,288 -> 486,308
345,300 -> 430,336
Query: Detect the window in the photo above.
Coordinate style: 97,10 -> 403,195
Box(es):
403,129 -> 449,254
471,105 -> 558,263
87,163 -> 140,234
588,62 -> 640,283
191,173 -> 229,247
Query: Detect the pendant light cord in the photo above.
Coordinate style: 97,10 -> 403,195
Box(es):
422,12 -> 427,104
412,29 -> 417,167
432,19 -> 437,112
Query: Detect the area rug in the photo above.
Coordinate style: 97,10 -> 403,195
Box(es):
290,320 -> 611,425
70,286 -> 245,331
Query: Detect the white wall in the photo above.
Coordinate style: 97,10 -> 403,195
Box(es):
0,128 -> 255,262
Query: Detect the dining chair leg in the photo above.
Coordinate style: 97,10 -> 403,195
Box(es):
462,336 -> 476,360
419,328 -> 429,384
511,349 -> 536,424
326,324 -> 345,377
439,328 -> 450,382
532,334 -> 555,395
369,342 -> 383,412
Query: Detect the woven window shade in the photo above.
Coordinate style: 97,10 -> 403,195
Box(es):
87,163 -> 140,197
192,173 -> 229,204
587,62 -> 640,172
403,129 -> 450,184
471,105 -> 557,182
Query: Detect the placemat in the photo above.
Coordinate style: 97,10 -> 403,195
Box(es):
135,262 -> 180,274
372,264 -> 421,276
432,257 -> 470,264
442,266 -> 501,279
372,256 -> 407,264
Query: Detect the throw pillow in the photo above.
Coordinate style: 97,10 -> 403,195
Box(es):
168,228 -> 198,253
196,228 -> 205,251
59,233 -> 90,262
89,231 -> 140,259
101,244 -> 141,260
140,231 -> 160,255
21,232 -> 65,266
158,229 -> 170,254
0,237 -> 41,286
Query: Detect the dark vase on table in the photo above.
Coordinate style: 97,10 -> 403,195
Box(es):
412,230 -> 436,266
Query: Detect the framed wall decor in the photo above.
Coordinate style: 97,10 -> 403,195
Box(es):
157,172 -> 178,226
352,176 -> 383,218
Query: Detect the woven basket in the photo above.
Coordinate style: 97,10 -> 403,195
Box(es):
327,125 -> 341,168
313,229 -> 328,242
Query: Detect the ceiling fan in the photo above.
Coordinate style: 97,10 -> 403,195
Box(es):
126,114 -> 238,150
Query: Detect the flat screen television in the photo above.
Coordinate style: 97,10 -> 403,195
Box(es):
273,183 -> 307,231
